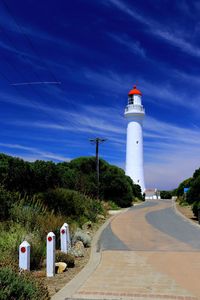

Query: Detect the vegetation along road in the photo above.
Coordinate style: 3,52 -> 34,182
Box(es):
60,200 -> 200,300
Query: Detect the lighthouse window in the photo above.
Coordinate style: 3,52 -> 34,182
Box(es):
136,141 -> 139,144
128,97 -> 134,105
137,180 -> 140,183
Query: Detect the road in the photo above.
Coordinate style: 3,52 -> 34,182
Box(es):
56,200 -> 200,300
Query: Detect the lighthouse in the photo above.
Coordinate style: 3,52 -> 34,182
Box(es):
124,85 -> 145,193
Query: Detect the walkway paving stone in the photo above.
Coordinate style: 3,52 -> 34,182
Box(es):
53,200 -> 200,300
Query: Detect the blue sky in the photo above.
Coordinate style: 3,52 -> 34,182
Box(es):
1,0 -> 200,190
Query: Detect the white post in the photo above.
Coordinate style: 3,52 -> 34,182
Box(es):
46,232 -> 55,277
60,225 -> 67,253
19,241 -> 30,271
63,222 -> 71,250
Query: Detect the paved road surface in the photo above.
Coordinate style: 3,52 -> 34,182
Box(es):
54,200 -> 200,300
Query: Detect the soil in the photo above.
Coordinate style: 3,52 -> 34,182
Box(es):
45,248 -> 90,297
176,202 -> 199,225
38,218 -> 107,298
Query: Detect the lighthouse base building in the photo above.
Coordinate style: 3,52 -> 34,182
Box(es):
125,86 -> 146,193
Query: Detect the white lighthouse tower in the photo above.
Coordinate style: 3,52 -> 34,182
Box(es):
124,85 -> 145,193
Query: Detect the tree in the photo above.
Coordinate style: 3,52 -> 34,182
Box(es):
175,177 -> 193,197
100,162 -> 134,207
31,160 -> 60,193
160,190 -> 172,199
0,154 -> 32,194
187,169 -> 200,204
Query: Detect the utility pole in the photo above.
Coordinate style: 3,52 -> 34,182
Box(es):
89,138 -> 106,199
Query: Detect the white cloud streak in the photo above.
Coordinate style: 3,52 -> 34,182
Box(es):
107,0 -> 200,58
108,33 -> 146,57
0,143 -> 70,162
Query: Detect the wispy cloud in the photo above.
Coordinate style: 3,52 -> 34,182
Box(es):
0,143 -> 70,161
108,33 -> 146,57
106,0 -> 200,58
143,116 -> 200,189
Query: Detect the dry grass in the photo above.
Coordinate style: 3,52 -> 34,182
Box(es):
176,202 -> 198,224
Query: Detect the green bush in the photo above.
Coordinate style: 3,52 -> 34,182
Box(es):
0,186 -> 18,220
192,201 -> 200,218
100,164 -> 134,207
106,201 -> 120,210
39,188 -> 104,222
160,190 -> 172,199
0,222 -> 45,270
0,266 -> 50,300
55,251 -> 75,268
0,223 -> 27,263
26,234 -> 46,270
10,197 -> 47,232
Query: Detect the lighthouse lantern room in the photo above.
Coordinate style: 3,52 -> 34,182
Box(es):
124,85 -> 145,193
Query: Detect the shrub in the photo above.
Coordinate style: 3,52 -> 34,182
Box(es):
0,186 -> 18,220
0,266 -> 50,300
107,201 -> 120,210
55,251 -> 75,268
72,229 -> 91,247
192,201 -> 200,218
160,190 -> 172,199
0,223 -> 27,263
36,211 -> 66,241
25,234 -> 46,270
10,197 -> 47,232
38,188 -> 104,223
0,222 -> 45,270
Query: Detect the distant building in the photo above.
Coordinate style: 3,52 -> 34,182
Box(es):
145,189 -> 160,200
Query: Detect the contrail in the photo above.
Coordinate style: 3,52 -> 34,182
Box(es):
11,81 -> 61,86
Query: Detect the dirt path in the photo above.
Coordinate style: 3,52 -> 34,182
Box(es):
176,202 -> 198,224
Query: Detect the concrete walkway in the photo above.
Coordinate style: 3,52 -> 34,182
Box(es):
52,200 -> 200,300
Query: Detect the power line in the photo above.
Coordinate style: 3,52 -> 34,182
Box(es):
90,138 -> 106,199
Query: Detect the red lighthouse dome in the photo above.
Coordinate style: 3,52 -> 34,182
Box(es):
128,85 -> 142,96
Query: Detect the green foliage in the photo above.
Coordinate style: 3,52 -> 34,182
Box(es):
187,170 -> 200,204
132,183 -> 143,200
59,157 -> 141,207
0,222 -> 45,270
39,188 -> 103,222
0,154 -> 33,194
100,162 -> 134,207
192,201 -> 200,218
107,201 -> 120,210
0,266 -> 49,300
160,190 -> 172,199
55,251 -> 75,268
0,223 -> 27,262
175,167 -> 200,208
10,197 -> 47,232
175,177 -> 193,197
178,196 -> 189,207
0,154 -> 60,195
0,153 -> 141,210
26,234 -> 46,270
31,160 -> 60,193
36,211 -> 67,241
0,185 -> 18,220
